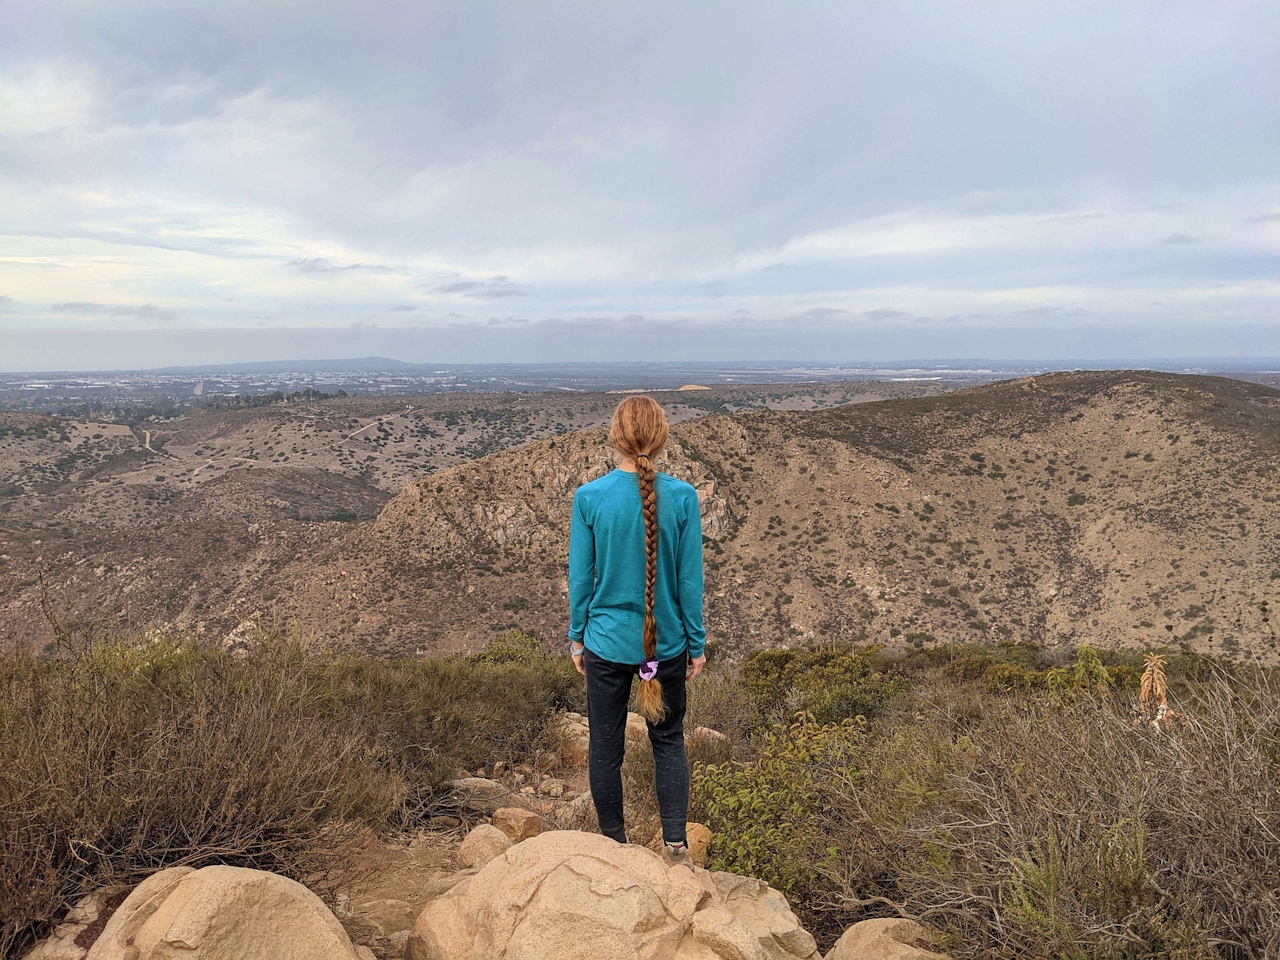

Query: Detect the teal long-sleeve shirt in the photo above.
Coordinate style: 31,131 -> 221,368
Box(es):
567,469 -> 706,663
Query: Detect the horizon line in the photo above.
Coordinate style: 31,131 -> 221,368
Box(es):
3,356 -> 1280,377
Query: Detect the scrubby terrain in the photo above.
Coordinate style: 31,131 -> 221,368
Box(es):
5,369 -> 1278,959
0,380 -> 938,650
4,371 -> 1277,660
271,371 -> 1279,660
4,628 -> 1276,960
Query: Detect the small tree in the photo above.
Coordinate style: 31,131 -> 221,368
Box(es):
1072,645 -> 1112,693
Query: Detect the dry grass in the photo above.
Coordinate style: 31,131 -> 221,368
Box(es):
810,670 -> 1280,959
0,628 -> 581,958
688,645 -> 1280,957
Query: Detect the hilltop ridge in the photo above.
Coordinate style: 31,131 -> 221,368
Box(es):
274,370 -> 1279,659
0,379 -> 937,650
3,371 -> 1277,660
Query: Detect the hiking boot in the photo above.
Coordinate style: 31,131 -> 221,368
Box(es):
661,841 -> 690,867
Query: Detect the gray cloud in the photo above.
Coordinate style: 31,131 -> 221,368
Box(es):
289,258 -> 391,274
0,1 -> 1275,368
0,296 -> 16,312
465,288 -> 526,299
49,301 -> 180,322
391,304 -> 418,311
1014,306 -> 1088,317
112,304 -> 181,322
432,277 -> 526,299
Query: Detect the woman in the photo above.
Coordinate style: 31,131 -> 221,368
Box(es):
567,395 -> 707,862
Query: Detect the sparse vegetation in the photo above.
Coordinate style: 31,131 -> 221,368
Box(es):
5,617 -> 1279,960
689,643 -> 1280,958
0,626 -> 581,958
6,371 -> 1280,956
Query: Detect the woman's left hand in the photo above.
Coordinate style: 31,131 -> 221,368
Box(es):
571,648 -> 586,676
686,654 -> 706,681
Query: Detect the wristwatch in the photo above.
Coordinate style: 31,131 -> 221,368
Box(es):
569,642 -> 585,657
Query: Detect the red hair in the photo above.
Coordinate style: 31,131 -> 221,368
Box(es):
609,396 -> 669,721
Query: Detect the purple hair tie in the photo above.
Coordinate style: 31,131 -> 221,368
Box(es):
638,659 -> 659,681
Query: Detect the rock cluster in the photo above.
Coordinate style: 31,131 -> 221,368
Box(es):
492,807 -> 543,842
824,918 -> 949,960
24,839 -> 953,960
407,830 -> 819,960
76,865 -> 373,960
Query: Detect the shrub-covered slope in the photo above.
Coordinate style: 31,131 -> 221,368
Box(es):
278,371 -> 1280,660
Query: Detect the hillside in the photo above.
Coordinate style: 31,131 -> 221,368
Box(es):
271,371 -> 1280,660
0,379 -> 940,650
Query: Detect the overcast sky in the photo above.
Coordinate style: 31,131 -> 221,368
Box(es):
1,1 -> 1277,371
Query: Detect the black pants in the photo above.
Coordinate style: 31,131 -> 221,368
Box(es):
583,648 -> 689,846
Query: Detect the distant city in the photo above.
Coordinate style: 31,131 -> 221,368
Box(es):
1,358 -> 1277,414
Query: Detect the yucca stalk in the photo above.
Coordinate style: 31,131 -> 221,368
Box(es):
1139,654 -> 1168,718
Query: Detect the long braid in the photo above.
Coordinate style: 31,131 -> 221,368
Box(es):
607,395 -> 670,723
635,452 -> 664,722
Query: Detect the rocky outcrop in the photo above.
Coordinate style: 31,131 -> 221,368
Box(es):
371,433 -> 734,571
446,777 -> 528,813
491,807 -> 542,842
825,918 -> 949,960
626,710 -> 650,744
457,824 -> 513,869
649,822 -> 713,867
552,712 -> 591,766
83,865 -> 371,960
691,725 -> 729,745
406,830 -> 818,960
21,888 -> 129,960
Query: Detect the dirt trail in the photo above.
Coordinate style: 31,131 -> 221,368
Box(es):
134,428 -> 181,461
340,406 -> 415,444
340,832 -> 461,957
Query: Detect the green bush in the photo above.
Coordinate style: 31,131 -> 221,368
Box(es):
472,629 -> 545,664
983,662 -> 1044,692
943,653 -> 996,681
693,716 -> 863,896
741,646 -> 909,725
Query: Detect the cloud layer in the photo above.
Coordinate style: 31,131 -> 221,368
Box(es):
1,1 -> 1276,369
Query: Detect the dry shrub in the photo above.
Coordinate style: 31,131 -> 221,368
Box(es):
814,671 -> 1280,959
686,661 -> 754,751
0,634 -> 401,958
312,642 -> 584,825
0,628 -> 583,958
620,737 -> 661,842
